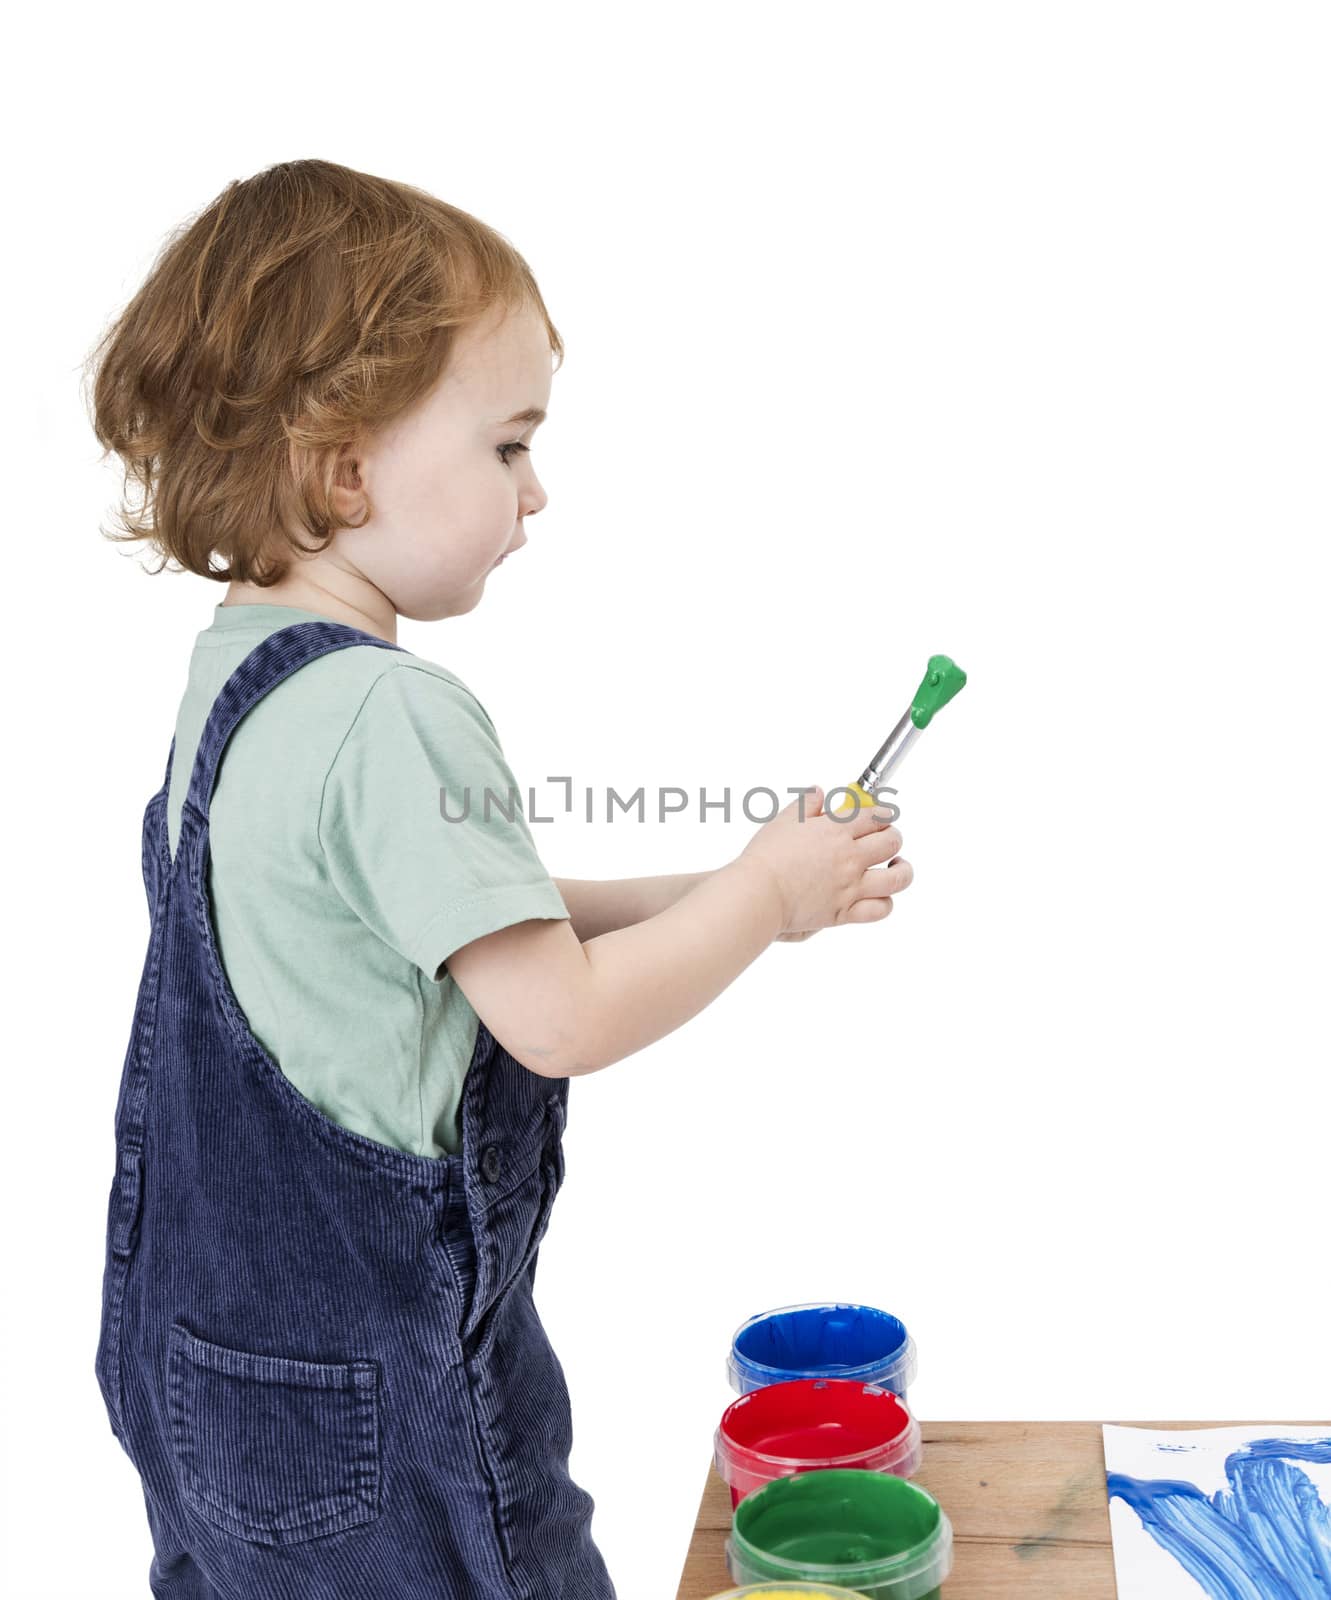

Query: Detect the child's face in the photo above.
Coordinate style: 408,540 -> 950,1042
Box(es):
330,298 -> 552,621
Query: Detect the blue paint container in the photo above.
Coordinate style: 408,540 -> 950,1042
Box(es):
727,1303 -> 918,1401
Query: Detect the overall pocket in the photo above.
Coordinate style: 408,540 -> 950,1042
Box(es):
94,1146 -> 144,1442
166,1322 -> 382,1546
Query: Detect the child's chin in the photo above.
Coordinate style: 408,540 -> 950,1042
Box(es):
399,587 -> 483,622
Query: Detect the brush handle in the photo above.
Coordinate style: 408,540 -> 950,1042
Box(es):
910,654 -> 967,729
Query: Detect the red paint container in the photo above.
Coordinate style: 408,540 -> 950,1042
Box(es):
713,1378 -> 922,1511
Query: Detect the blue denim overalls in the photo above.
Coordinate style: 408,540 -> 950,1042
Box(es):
94,620 -> 617,1599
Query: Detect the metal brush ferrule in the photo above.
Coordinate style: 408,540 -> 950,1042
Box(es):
856,709 -> 922,797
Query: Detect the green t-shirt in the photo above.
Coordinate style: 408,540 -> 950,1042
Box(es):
164,603 -> 569,1158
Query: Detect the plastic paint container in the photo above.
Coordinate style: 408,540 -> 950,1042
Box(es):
727,1304 -> 918,1401
705,1586 -> 869,1599
726,1467 -> 953,1600
715,1378 -> 923,1509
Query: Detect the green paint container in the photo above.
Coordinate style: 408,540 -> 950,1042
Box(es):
726,1467 -> 953,1600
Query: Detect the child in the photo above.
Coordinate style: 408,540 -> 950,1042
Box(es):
86,159 -> 911,1599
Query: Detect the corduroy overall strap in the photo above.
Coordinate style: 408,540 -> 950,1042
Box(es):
182,620 -> 408,820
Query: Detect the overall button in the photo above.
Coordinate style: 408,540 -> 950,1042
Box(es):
480,1145 -> 503,1184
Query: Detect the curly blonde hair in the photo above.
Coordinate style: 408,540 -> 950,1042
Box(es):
84,159 -> 564,587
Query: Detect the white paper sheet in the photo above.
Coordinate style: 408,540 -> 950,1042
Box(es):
1102,1423 -> 1331,1599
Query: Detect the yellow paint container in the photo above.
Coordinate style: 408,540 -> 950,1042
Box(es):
705,1586 -> 868,1598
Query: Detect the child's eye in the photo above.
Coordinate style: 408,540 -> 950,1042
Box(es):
497,441 -> 530,467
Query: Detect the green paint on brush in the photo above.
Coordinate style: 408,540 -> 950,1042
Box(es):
910,655 -> 967,730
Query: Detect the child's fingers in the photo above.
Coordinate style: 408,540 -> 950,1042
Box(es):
858,857 -> 913,896
842,896 -> 894,923
859,826 -> 906,866
842,803 -> 900,839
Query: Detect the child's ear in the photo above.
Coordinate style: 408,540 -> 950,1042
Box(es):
326,439 -> 369,520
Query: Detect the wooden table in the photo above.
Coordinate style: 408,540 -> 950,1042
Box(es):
675,1418 -> 1283,1598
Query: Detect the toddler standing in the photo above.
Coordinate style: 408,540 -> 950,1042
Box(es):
87,158 -> 911,1598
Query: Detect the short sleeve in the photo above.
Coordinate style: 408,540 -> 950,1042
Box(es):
318,665 -> 568,981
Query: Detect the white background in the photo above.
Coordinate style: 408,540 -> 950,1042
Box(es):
4,2 -> 1328,1595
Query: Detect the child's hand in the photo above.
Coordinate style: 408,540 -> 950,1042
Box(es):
449,784 -> 904,1076
736,785 -> 912,936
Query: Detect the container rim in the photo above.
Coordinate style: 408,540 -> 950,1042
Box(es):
728,1474 -> 953,1589
714,1391 -> 921,1475
726,1306 -> 917,1391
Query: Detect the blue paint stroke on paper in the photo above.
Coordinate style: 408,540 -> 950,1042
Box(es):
1108,1438 -> 1331,1599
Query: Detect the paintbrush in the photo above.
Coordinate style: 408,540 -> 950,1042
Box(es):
830,654 -> 968,816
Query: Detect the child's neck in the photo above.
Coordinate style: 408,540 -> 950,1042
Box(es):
222,577 -> 398,645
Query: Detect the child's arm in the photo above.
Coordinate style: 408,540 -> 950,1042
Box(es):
446,789 -> 910,1078
551,872 -> 713,941
447,859 -> 784,1077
